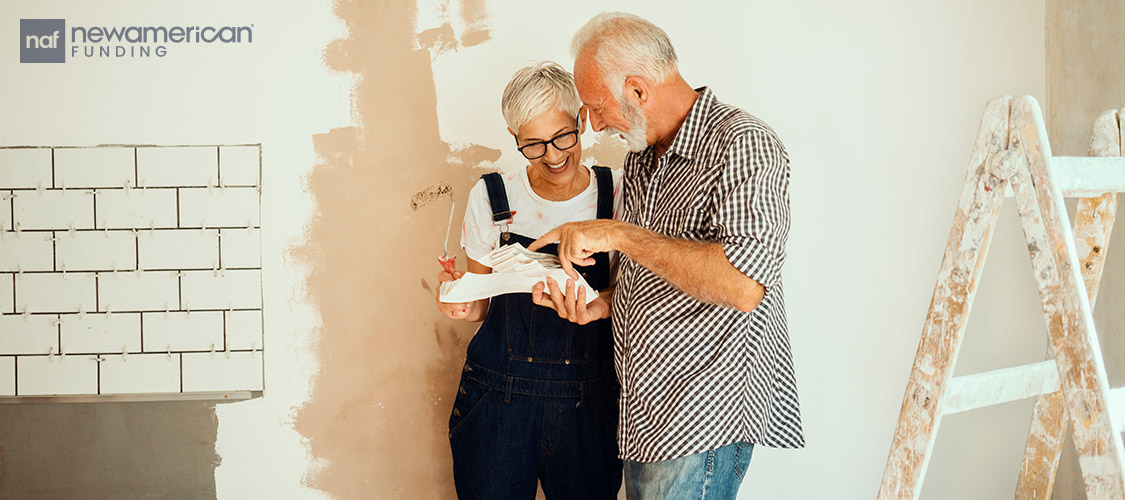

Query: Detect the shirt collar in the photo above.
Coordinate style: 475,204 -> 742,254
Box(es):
663,86 -> 715,162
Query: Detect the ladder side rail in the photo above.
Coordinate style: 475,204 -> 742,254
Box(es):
1010,97 -> 1125,499
877,96 -> 1012,500
1014,108 -> 1121,500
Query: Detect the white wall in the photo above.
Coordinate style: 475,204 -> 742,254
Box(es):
425,1 -> 1047,499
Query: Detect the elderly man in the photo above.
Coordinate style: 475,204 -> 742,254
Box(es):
528,12 -> 804,500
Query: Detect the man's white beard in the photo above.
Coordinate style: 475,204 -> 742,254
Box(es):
604,97 -> 649,152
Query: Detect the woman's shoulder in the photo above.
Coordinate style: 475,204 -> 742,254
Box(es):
589,165 -> 624,188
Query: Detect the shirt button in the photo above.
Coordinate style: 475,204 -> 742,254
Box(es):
458,386 -> 467,394
564,359 -> 571,365
526,357 -> 534,362
452,408 -> 461,417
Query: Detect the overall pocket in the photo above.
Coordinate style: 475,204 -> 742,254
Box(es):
448,377 -> 493,438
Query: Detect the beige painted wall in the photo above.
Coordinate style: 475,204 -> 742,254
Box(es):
1046,1 -> 1125,499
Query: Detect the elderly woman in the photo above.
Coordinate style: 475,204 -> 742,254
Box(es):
435,61 -> 622,499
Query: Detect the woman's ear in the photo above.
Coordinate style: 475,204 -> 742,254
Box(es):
578,106 -> 588,134
507,127 -> 516,138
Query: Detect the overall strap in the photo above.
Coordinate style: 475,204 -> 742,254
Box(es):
481,172 -> 513,222
592,166 -> 614,220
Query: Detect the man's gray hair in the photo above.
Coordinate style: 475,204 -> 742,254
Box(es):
501,61 -> 582,135
570,12 -> 678,97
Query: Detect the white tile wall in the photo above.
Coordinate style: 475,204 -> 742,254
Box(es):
13,190 -> 95,230
0,274 -> 13,314
141,311 -> 224,353
0,146 -> 263,398
16,273 -> 97,314
182,351 -> 263,392
54,148 -> 135,189
226,310 -> 263,350
97,270 -> 179,312
179,187 -> 259,228
137,147 -> 217,188
0,149 -> 52,189
0,357 -> 13,396
17,355 -> 99,395
100,353 -> 181,394
0,232 -> 54,272
0,314 -> 58,355
1,191 -> 12,230
219,146 -> 260,186
95,188 -> 178,230
219,229 -> 261,268
60,313 -> 141,354
181,270 -> 261,310
137,229 -> 218,270
55,230 -> 137,271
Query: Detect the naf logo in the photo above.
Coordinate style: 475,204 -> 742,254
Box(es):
20,19 -> 66,63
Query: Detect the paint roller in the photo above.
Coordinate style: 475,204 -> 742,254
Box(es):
410,183 -> 458,274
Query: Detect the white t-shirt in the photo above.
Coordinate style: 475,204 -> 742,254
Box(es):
460,165 -> 623,265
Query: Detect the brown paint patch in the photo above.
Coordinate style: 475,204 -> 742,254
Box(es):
293,0 -> 495,498
584,134 -> 628,169
417,23 -> 458,58
448,143 -> 502,169
458,0 -> 491,47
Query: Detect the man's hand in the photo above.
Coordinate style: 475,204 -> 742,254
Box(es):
529,219 -> 622,279
531,277 -> 611,325
435,270 -> 474,319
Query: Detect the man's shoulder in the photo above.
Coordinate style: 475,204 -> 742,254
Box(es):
704,100 -> 785,151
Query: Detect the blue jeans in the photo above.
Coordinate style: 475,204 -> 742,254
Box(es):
624,442 -> 754,500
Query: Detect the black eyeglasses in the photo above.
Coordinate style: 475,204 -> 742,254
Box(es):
516,114 -> 581,160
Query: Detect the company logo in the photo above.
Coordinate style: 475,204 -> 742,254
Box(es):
19,19 -> 253,63
20,19 -> 66,63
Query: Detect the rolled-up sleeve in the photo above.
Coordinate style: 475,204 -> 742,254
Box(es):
712,130 -> 790,289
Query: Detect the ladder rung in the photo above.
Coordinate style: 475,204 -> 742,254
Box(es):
1001,156 -> 1125,197
1052,157 -> 1125,196
943,361 -> 1060,415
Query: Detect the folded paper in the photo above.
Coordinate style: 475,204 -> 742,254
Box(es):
439,243 -> 598,304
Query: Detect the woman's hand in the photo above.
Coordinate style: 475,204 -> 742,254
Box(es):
436,270 -> 474,319
531,277 -> 612,325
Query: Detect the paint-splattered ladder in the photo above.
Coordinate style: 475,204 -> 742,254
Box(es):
877,96 -> 1125,500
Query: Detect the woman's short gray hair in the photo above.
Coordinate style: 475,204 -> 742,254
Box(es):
570,12 -> 678,98
501,61 -> 582,135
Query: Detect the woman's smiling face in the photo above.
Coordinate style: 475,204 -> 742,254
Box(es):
514,108 -> 584,187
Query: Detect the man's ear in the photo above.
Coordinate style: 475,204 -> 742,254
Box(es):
623,76 -> 649,106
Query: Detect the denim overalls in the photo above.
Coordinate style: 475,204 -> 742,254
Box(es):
449,167 -> 622,500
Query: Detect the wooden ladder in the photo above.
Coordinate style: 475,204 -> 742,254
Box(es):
877,96 -> 1125,500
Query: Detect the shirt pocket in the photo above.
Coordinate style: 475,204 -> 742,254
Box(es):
649,208 -> 708,239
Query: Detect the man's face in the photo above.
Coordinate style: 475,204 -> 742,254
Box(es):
574,54 -> 649,152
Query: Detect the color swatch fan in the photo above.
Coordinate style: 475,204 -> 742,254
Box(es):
438,243 -> 598,304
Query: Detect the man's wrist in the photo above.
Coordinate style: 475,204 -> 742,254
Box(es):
611,221 -> 638,257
